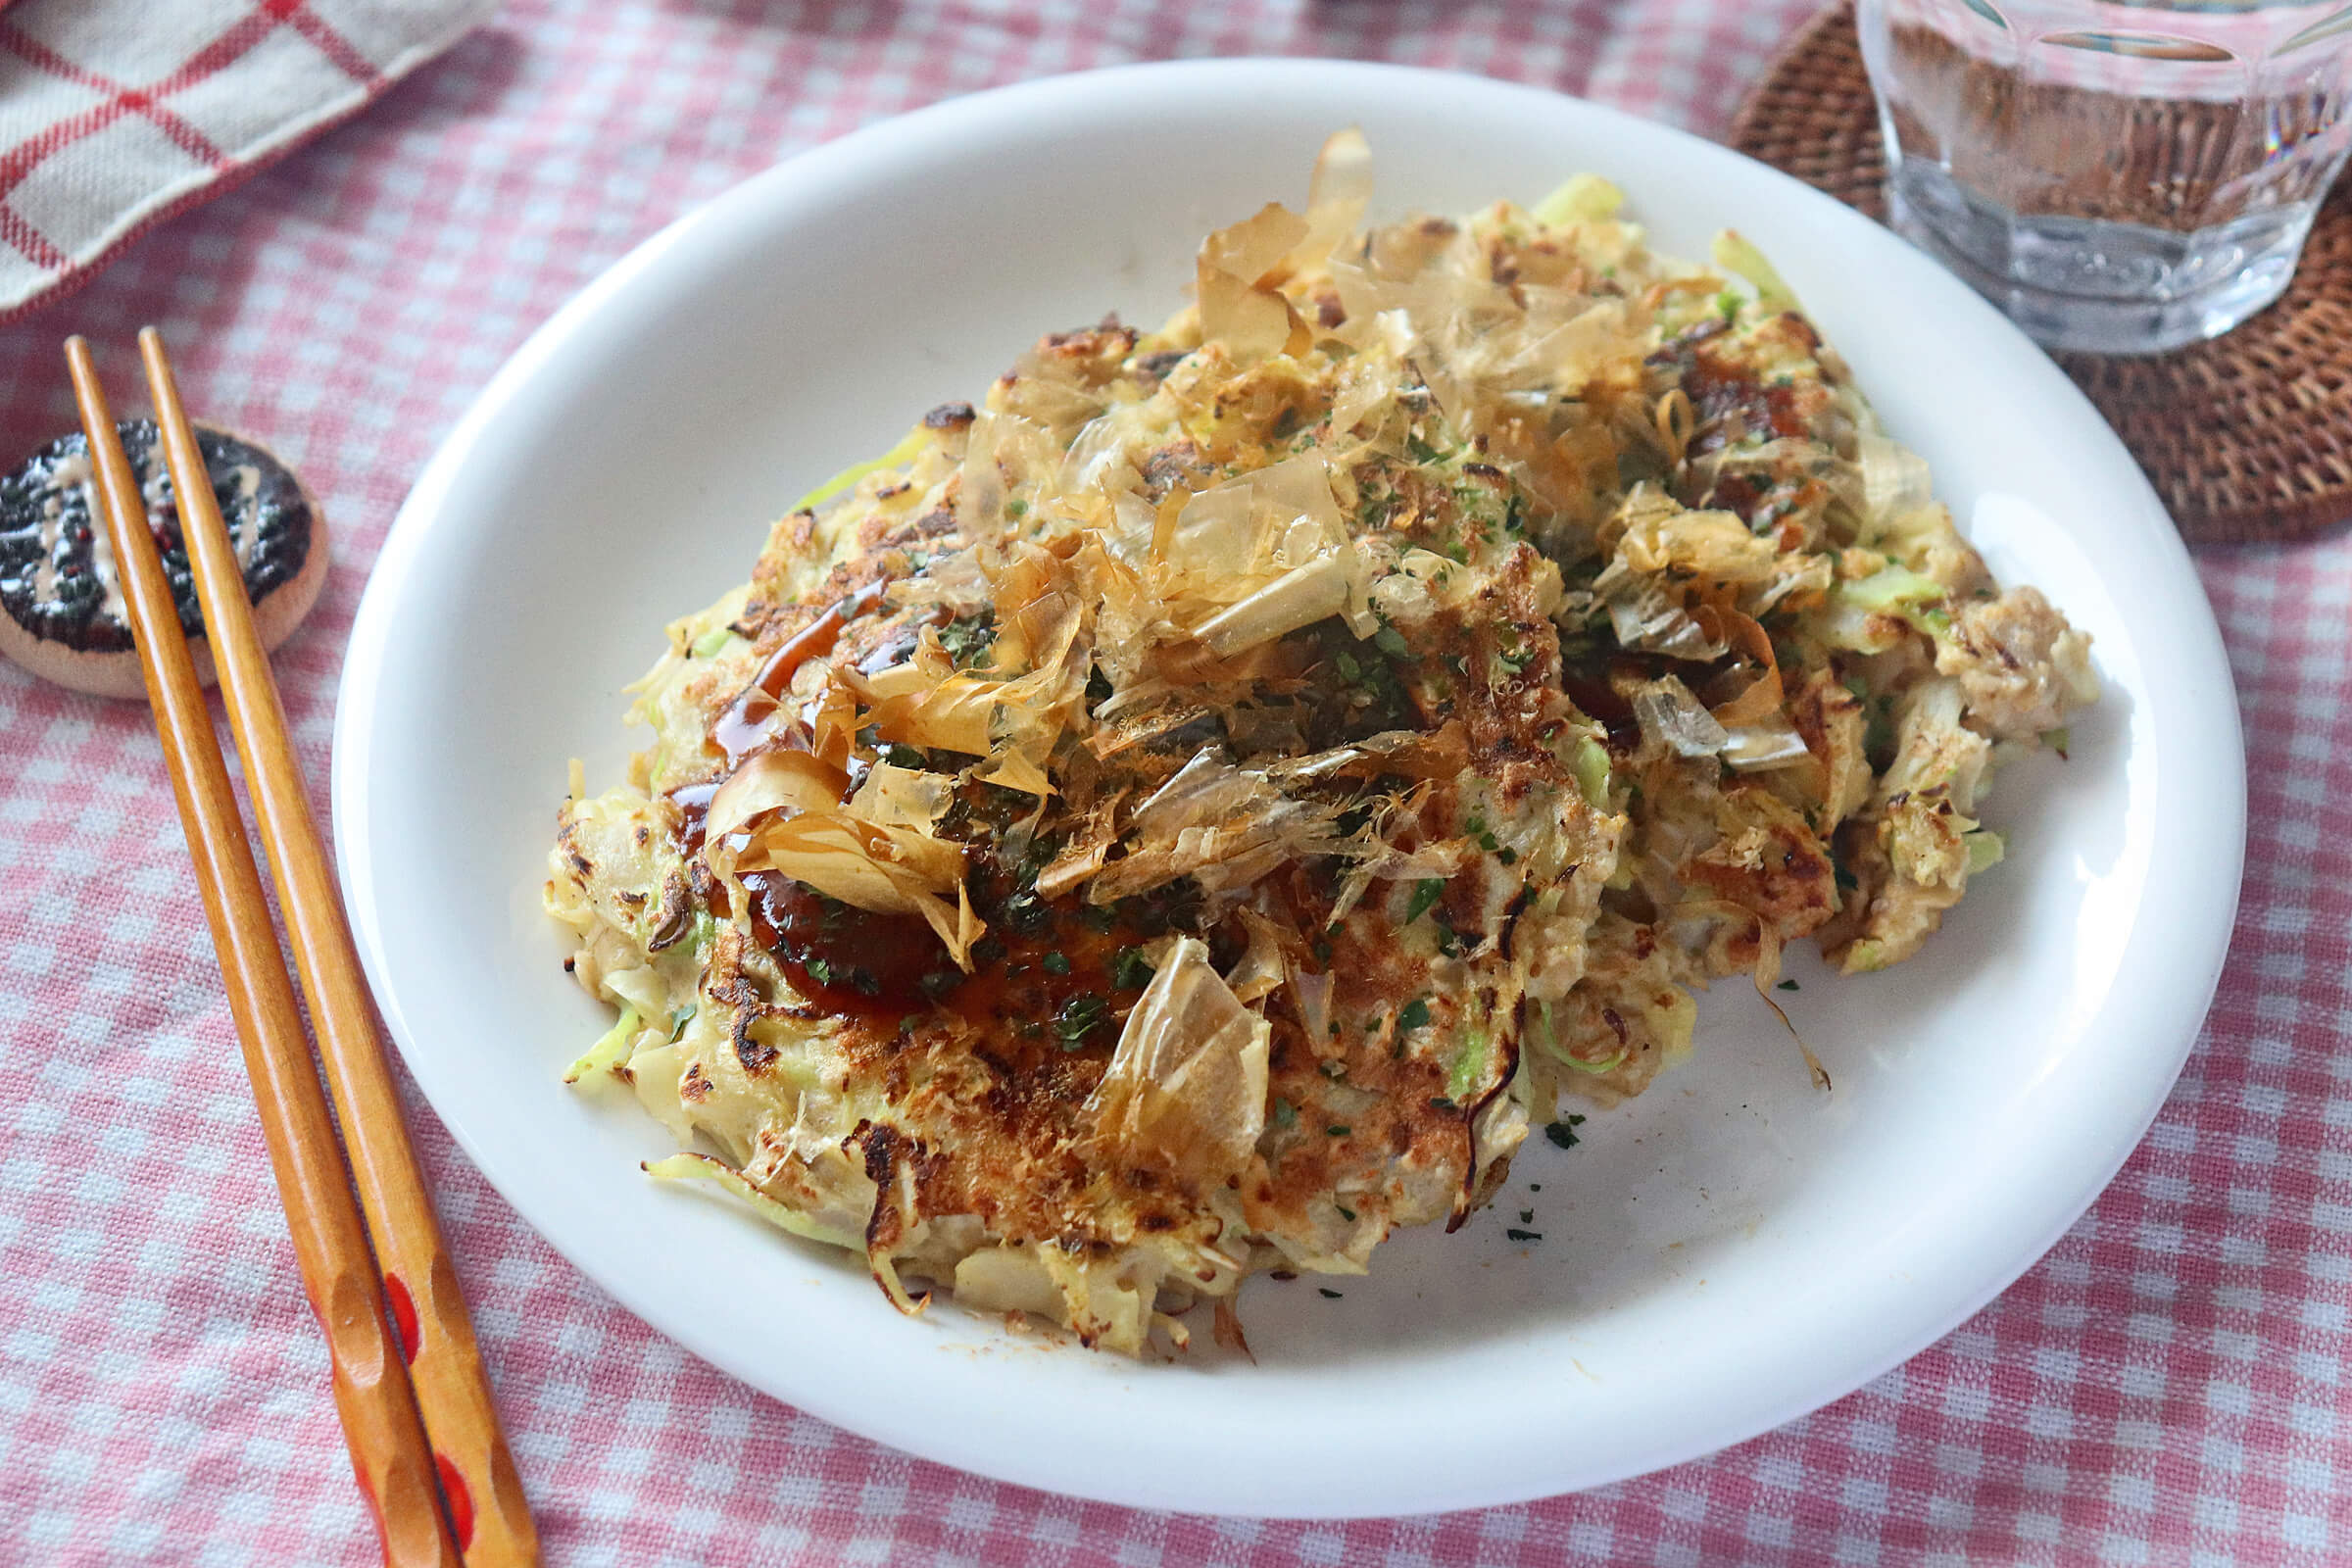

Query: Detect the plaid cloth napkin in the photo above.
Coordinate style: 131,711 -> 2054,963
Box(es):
0,0 -> 493,323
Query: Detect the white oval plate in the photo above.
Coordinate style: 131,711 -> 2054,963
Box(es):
335,60 -> 2243,1517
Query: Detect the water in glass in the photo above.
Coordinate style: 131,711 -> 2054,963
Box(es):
1858,0 -> 2352,352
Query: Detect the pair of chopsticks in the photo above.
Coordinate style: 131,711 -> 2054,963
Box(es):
67,333 -> 540,1568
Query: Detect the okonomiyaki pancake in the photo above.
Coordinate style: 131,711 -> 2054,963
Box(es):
546,135 -> 2095,1354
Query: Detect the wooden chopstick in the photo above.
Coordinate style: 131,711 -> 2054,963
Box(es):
136,328 -> 542,1568
65,339 -> 462,1568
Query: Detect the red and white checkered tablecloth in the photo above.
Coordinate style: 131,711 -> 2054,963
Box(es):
1,2 -> 2344,1563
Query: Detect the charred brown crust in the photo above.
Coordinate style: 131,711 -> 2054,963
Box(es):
731,1008 -> 776,1074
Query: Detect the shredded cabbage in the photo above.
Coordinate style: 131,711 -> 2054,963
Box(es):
644,1152 -> 862,1250
564,1004 -> 640,1084
1571,735 -> 1613,809
794,427 -> 931,512
1711,229 -> 1799,316
1838,564 -> 1946,613
1532,172 -> 1625,225
1965,829 -> 2006,874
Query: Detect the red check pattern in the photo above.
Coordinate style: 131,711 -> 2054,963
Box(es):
0,0 -> 490,320
0,3 -> 2345,1564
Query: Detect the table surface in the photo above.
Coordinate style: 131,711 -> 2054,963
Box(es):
1,2 -> 2345,1564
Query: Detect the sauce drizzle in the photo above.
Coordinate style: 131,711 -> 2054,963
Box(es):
709,580 -> 886,766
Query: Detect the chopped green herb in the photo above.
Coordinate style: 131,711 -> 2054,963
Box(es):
1319,1288 -> 1344,1299
1111,946 -> 1155,990
1404,878 -> 1446,924
1520,1209 -> 1534,1223
1544,1119 -> 1582,1150
1429,1095 -> 1456,1110
1777,978 -> 1799,992
1042,952 -> 1071,976
804,955 -> 835,986
1397,997 -> 1432,1033
1054,995 -> 1109,1047
1506,1228 -> 1544,1242
1001,889 -> 1050,937
1273,1098 -> 1298,1129
1373,624 -> 1411,660
1336,1205 -> 1356,1222
1019,832 -> 1063,876
937,612 -> 998,669
1333,648 -> 1362,682
1004,499 -> 1028,517
1325,1124 -> 1351,1138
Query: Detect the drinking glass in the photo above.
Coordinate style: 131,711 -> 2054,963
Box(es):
1858,0 -> 2352,353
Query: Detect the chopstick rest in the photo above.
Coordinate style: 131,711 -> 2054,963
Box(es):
0,418 -> 328,699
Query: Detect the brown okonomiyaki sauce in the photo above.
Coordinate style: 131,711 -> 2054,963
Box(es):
671,689 -> 1203,1034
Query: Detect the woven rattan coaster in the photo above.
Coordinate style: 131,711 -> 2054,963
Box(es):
1729,2 -> 2352,544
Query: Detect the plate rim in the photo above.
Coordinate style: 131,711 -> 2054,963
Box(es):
334,56 -> 2246,1517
